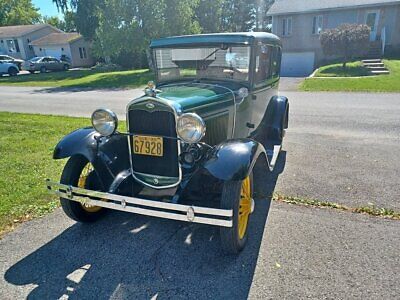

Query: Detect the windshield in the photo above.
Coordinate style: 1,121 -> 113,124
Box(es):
154,46 -> 250,83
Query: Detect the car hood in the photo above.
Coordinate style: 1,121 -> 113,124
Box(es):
157,82 -> 238,112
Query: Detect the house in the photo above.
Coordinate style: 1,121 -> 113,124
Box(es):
0,24 -> 61,60
30,32 -> 94,67
268,0 -> 400,76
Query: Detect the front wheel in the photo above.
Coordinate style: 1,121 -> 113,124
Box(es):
8,67 -> 18,76
220,173 -> 254,254
40,66 -> 46,73
60,156 -> 107,222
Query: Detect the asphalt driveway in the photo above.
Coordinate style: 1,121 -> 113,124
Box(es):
0,83 -> 399,299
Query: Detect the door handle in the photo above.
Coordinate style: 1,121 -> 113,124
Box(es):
246,122 -> 255,129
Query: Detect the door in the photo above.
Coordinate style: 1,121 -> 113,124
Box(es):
365,10 -> 380,41
281,52 -> 315,77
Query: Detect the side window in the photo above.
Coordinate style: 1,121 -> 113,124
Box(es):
254,44 -> 272,85
271,47 -> 281,78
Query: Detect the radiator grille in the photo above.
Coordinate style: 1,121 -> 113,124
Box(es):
128,107 -> 179,178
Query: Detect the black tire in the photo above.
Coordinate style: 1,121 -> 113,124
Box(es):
220,172 -> 254,254
29,70 -> 35,74
8,67 -> 18,76
40,66 -> 46,73
60,155 -> 107,223
63,64 -> 69,71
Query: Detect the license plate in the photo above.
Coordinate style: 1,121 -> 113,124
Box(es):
133,135 -> 163,157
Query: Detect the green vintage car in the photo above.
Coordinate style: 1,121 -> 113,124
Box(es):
46,32 -> 289,254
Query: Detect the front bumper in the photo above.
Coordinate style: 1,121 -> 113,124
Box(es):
46,180 -> 233,227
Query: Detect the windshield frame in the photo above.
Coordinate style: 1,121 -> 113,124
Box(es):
152,44 -> 254,87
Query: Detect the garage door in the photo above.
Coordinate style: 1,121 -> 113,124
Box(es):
43,47 -> 63,59
281,52 -> 315,77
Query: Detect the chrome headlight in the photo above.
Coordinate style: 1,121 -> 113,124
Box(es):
91,108 -> 118,136
177,113 -> 206,143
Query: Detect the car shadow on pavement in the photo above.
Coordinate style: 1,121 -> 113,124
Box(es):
5,153 -> 286,300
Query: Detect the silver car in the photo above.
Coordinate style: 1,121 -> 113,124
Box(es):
24,56 -> 70,74
0,55 -> 24,70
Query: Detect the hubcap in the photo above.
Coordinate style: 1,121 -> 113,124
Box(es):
78,163 -> 102,213
238,176 -> 251,239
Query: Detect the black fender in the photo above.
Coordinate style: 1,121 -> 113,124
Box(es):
252,95 -> 289,148
202,138 -> 265,181
53,128 -> 131,190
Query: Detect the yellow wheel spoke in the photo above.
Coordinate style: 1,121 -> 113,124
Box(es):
78,163 -> 102,213
238,176 -> 251,239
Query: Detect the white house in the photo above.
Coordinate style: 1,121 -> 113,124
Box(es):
31,32 -> 94,67
0,24 -> 61,60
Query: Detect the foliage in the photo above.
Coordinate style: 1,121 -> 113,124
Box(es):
0,0 -> 41,26
301,59 -> 400,92
0,68 -> 153,88
320,23 -> 370,68
52,0 -> 275,68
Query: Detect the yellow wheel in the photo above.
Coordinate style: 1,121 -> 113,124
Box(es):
220,173 -> 254,254
238,176 -> 252,239
77,163 -> 102,213
60,156 -> 107,223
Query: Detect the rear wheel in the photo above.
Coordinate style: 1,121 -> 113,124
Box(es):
8,67 -> 18,76
60,156 -> 107,222
220,173 -> 254,254
29,70 -> 35,74
40,66 -> 46,73
63,64 -> 69,71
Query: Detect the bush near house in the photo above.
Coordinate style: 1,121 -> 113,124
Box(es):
320,24 -> 370,68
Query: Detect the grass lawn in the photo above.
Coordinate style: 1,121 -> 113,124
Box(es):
0,112 -> 99,237
0,68 -> 153,89
301,59 -> 400,92
314,61 -> 371,77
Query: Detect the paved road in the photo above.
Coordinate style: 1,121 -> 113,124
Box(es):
0,160 -> 399,299
0,84 -> 399,299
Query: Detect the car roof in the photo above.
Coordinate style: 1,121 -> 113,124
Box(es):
150,32 -> 281,48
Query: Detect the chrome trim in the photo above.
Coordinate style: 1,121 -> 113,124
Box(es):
268,144 -> 281,171
126,96 -> 183,190
46,180 -> 233,227
91,108 -> 118,136
177,113 -> 206,143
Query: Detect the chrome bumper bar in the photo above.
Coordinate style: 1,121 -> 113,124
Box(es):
46,180 -> 233,227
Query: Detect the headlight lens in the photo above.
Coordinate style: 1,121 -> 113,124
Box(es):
91,109 -> 118,136
177,113 -> 206,143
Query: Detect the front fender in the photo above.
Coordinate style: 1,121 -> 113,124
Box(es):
53,128 -> 131,190
202,139 -> 265,181
53,127 -> 99,160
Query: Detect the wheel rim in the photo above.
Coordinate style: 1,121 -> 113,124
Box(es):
78,163 -> 102,213
238,176 -> 251,239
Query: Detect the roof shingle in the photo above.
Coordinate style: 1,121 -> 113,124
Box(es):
0,24 -> 58,38
268,0 -> 400,15
30,32 -> 82,46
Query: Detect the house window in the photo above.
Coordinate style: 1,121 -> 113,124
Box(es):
79,47 -> 87,59
6,39 -> 20,53
282,17 -> 292,36
312,15 -> 323,34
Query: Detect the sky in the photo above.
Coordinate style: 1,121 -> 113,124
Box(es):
32,0 -> 64,18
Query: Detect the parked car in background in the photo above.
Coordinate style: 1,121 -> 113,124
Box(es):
0,55 -> 24,70
0,61 -> 19,76
23,56 -> 70,74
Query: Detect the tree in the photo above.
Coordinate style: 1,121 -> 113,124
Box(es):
42,13 -> 76,32
320,23 -> 370,68
0,0 -> 41,26
195,0 -> 224,33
